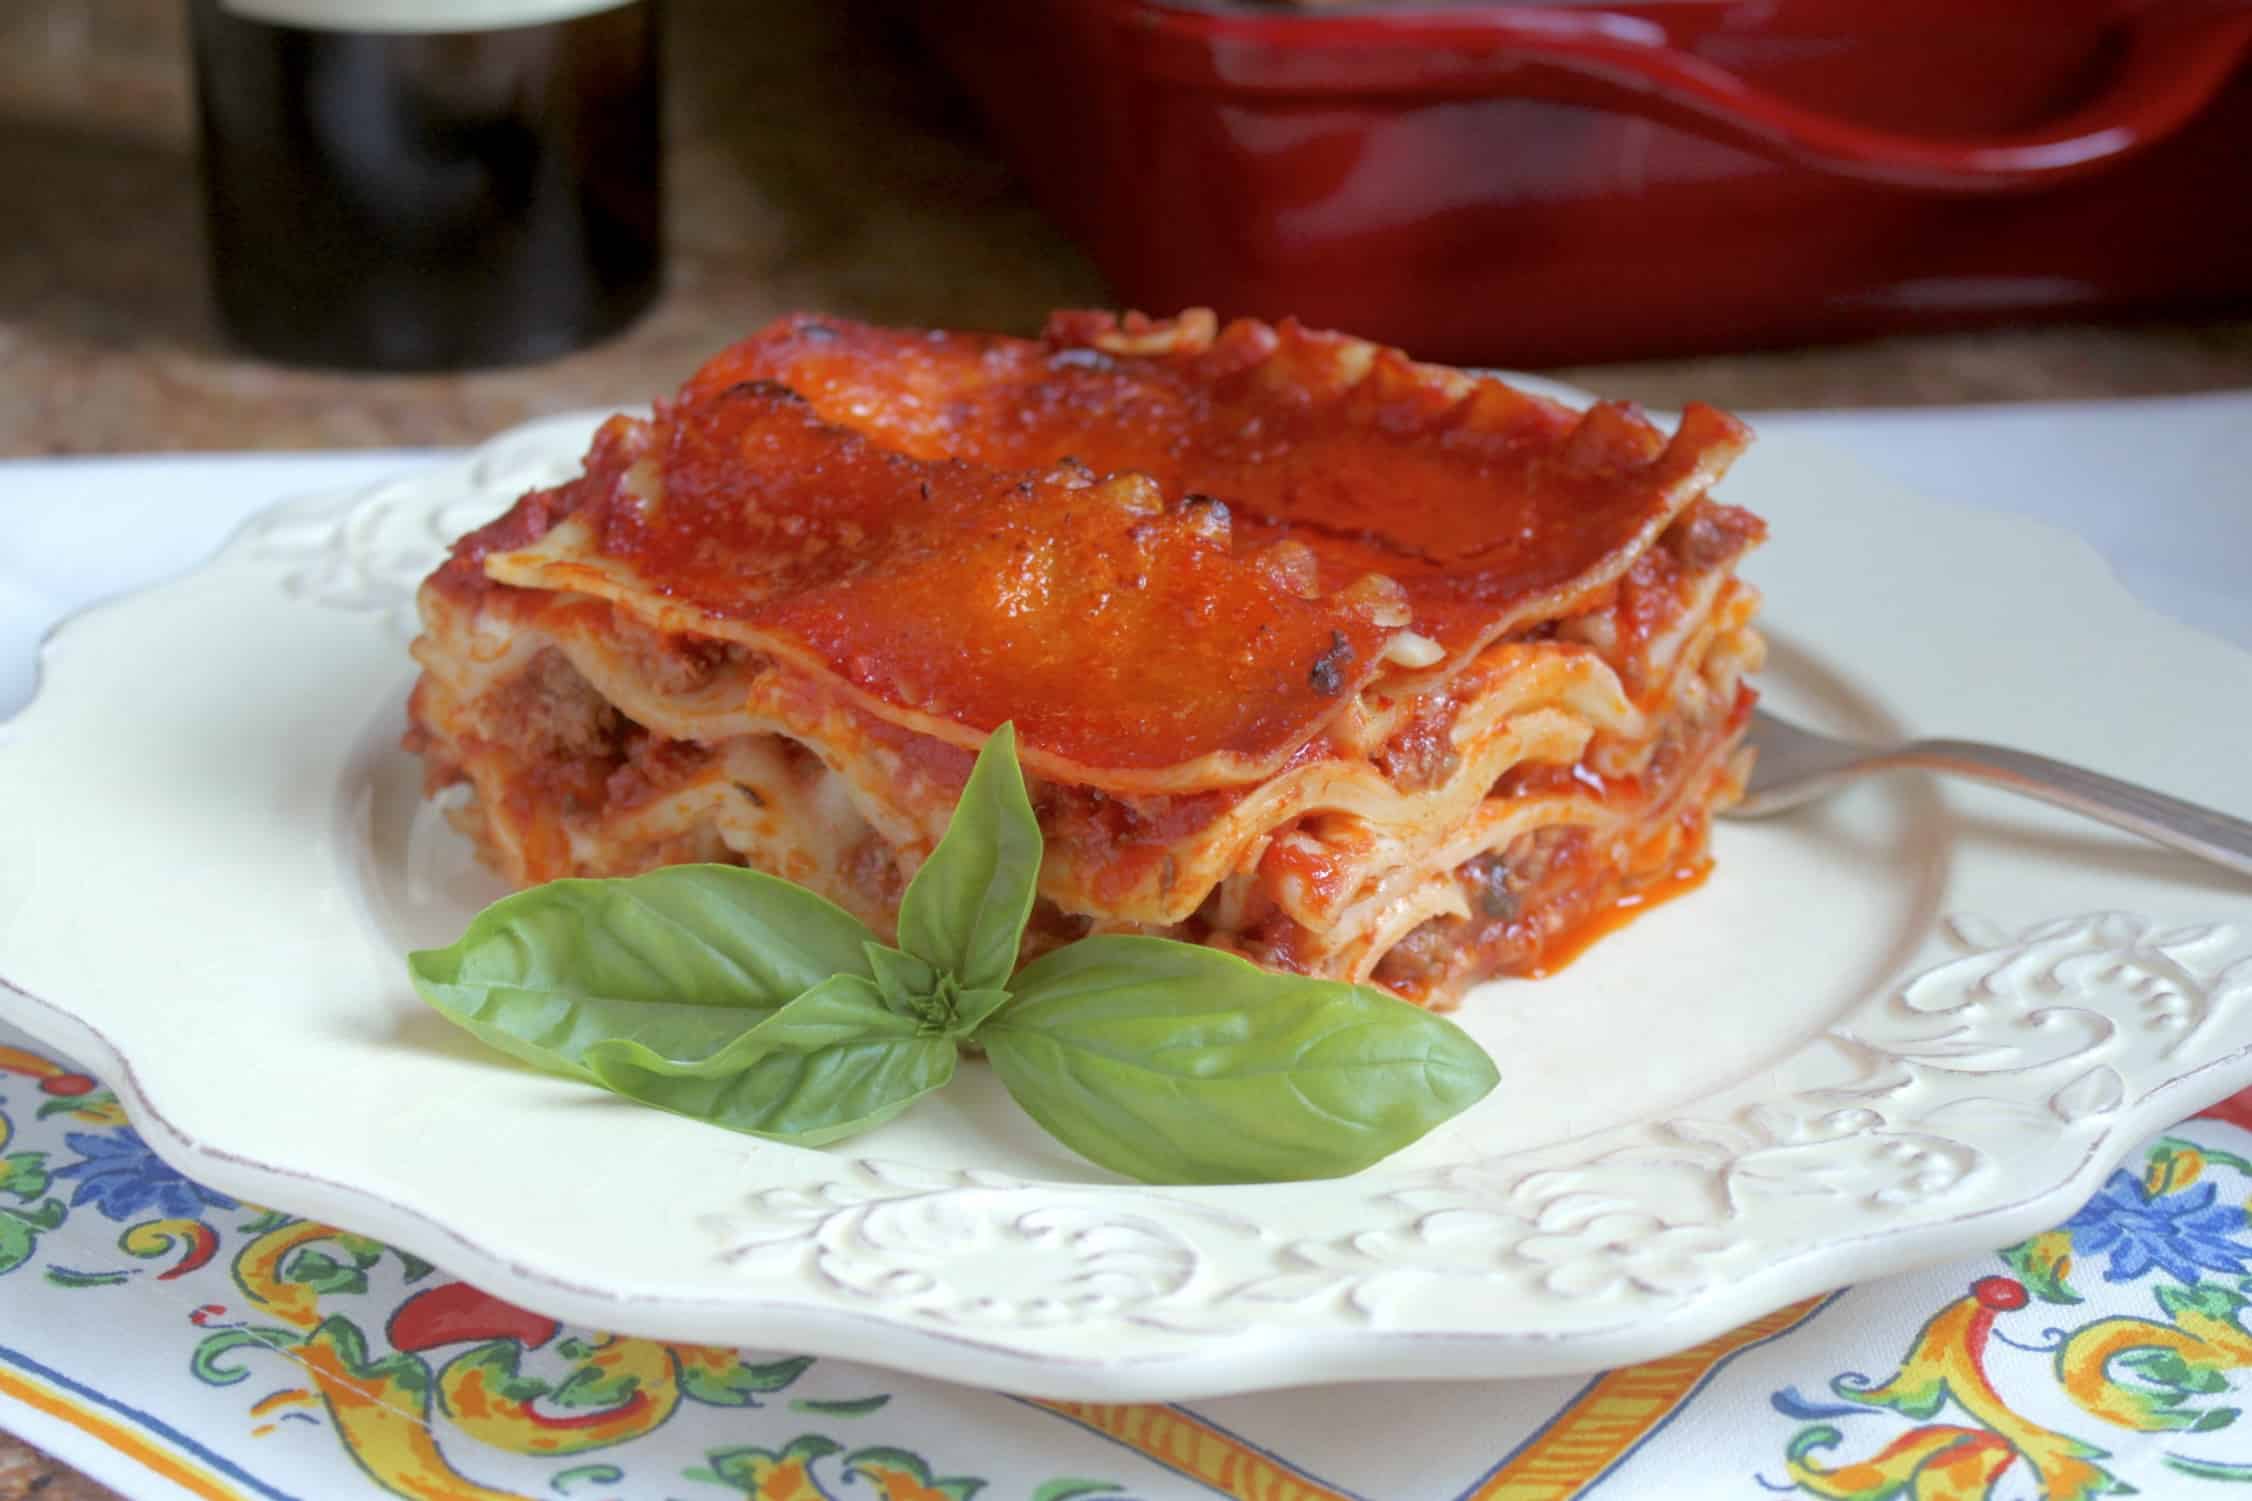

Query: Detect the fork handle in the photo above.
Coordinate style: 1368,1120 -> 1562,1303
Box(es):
1888,740 -> 2252,880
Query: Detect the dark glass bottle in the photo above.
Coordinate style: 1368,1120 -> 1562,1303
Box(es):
189,0 -> 662,371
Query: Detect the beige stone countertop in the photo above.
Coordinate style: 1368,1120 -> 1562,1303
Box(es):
1,2 -> 2249,1497
5,1 -> 2252,465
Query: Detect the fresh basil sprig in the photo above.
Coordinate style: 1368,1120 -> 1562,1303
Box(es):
408,724 -> 1499,1182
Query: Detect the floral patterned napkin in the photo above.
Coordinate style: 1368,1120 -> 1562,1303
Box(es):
4,1017 -> 2251,1500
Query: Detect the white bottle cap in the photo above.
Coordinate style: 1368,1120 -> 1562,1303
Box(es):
219,0 -> 636,33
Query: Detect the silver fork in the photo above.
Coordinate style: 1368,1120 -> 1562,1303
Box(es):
1729,707 -> 2252,879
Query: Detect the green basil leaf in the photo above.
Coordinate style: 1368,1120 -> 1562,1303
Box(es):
948,985 -> 1015,1036
582,974 -> 957,1145
895,723 -> 1043,991
408,864 -> 878,1080
981,936 -> 1499,1184
862,943 -> 940,1015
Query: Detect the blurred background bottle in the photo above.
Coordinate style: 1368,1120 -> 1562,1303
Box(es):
189,0 -> 661,372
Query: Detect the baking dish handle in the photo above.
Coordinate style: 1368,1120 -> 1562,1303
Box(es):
1176,4 -> 2252,193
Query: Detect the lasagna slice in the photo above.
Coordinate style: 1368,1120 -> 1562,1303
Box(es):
405,311 -> 1765,1008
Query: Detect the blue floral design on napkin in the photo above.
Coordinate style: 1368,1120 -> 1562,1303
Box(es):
2064,1169 -> 2252,1285
51,1129 -> 238,1222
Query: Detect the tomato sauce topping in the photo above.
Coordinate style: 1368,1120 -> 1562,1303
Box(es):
438,313 -> 1751,777
687,315 -> 1750,663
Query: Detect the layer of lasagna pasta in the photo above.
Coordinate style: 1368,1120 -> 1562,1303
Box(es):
405,311 -> 1766,1007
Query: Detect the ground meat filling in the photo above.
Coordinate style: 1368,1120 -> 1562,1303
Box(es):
413,601 -> 1753,1004
1367,686 -> 1752,1003
1372,826 -> 1604,997
483,648 -> 631,818
1374,698 -> 1465,791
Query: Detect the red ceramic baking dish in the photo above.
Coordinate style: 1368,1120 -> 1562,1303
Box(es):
908,0 -> 2252,365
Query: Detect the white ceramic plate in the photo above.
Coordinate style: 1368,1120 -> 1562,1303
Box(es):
4,411 -> 2251,1401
